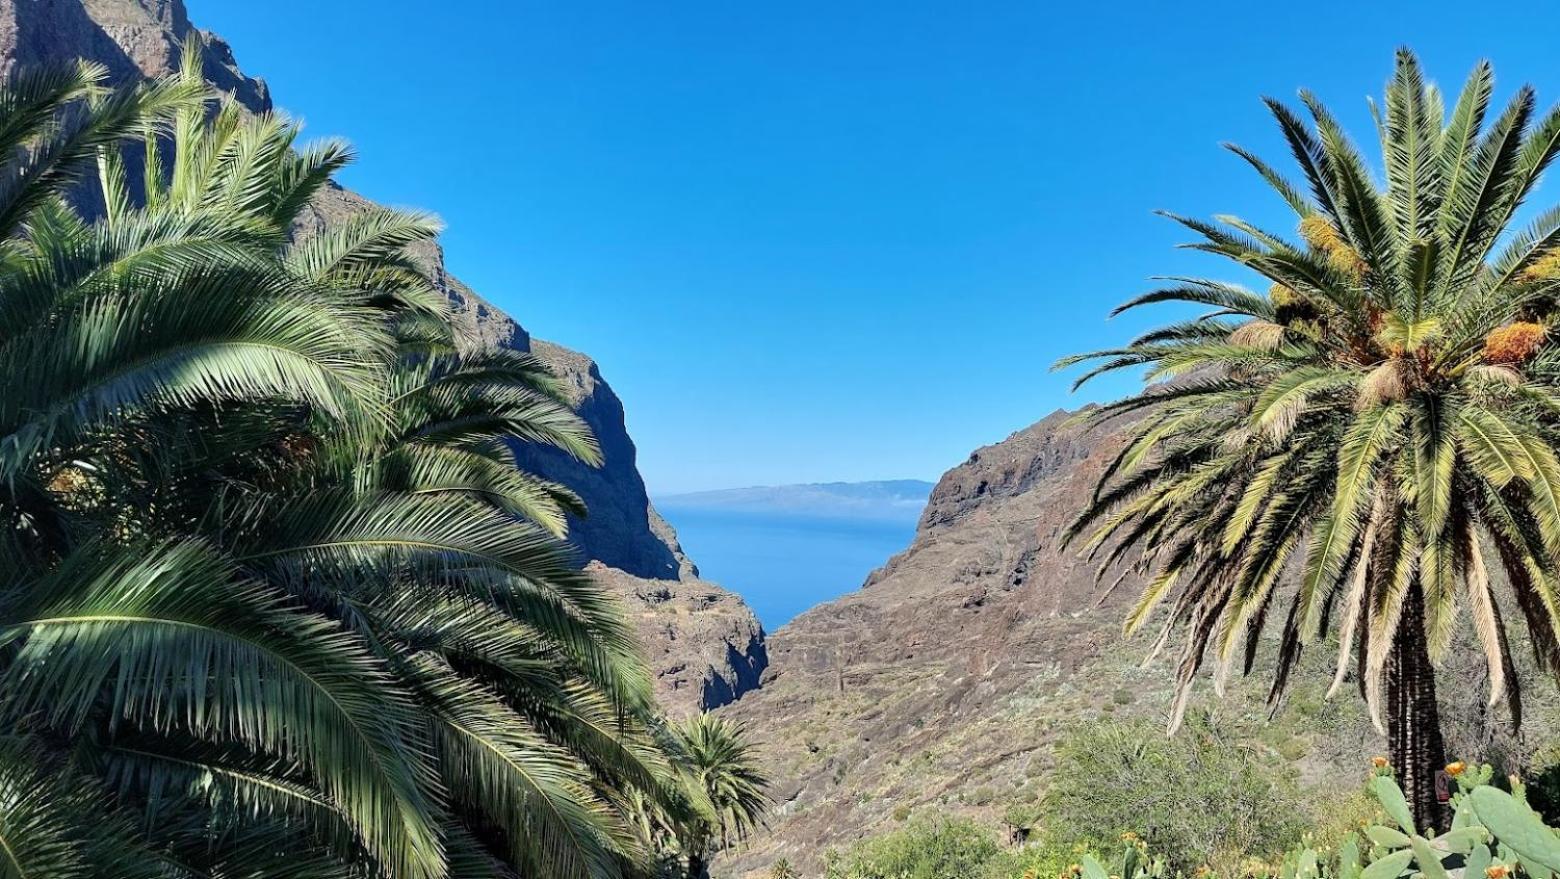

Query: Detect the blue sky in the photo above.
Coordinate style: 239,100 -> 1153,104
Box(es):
197,1 -> 1560,493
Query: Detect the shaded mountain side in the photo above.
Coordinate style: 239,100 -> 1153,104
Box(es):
0,0 -> 269,109
591,563 -> 768,712
5,0 -> 764,713
718,409 -> 1557,877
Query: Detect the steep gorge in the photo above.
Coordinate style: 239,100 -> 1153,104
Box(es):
719,407 -> 1551,877
18,8 -> 1558,877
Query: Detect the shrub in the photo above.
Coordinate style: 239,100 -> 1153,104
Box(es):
1000,804 -> 1039,829
1276,736 -> 1309,762
979,842 -> 1076,879
1038,714 -> 1306,872
823,817 -> 1000,879
1305,786 -> 1382,851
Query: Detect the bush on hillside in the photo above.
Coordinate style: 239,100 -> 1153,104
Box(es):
823,817 -> 1000,879
1039,715 -> 1306,871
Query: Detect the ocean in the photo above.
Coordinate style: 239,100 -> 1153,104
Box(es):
655,507 -> 918,630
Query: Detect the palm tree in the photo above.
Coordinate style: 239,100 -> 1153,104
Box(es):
1059,49 -> 1560,830
0,47 -> 693,878
675,714 -> 768,879
0,56 -> 390,879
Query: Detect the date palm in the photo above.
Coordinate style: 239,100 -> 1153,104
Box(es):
1060,50 -> 1560,829
0,57 -> 387,879
675,714 -> 768,879
0,48 -> 689,879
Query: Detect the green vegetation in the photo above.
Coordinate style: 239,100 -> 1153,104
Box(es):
0,47 -> 762,879
823,817 -> 1001,879
1040,716 -> 1306,871
1059,48 -> 1560,828
822,717 -> 1307,878
674,714 -> 772,878
828,756 -> 1560,879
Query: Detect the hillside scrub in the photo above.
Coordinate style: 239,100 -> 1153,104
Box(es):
1040,716 -> 1308,871
822,717 -> 1309,879
822,817 -> 1001,879
824,758 -> 1560,879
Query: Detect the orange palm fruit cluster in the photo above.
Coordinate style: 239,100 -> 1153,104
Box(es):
1482,322 -> 1546,365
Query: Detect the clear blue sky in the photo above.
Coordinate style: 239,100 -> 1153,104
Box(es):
197,1 -> 1560,493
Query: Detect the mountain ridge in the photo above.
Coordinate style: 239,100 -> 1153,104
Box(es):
658,479 -> 935,522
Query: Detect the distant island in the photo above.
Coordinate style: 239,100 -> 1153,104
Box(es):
654,480 -> 935,628
656,479 -> 935,523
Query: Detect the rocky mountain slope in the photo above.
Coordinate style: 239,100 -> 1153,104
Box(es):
719,408 -> 1549,877
2,0 -> 765,715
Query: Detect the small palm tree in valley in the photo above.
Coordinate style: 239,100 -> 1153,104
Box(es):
676,714 -> 768,879
1061,49 -> 1560,829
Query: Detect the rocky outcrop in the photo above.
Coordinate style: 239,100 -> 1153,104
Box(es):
6,0 -> 764,710
718,410 -> 1380,876
591,563 -> 767,716
513,341 -> 685,580
912,410 -> 1096,532
0,0 -> 268,108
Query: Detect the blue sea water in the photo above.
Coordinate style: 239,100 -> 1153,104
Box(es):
655,507 -> 918,630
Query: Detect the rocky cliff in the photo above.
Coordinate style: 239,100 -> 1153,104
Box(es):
719,408 -> 1545,877
3,0 -> 765,715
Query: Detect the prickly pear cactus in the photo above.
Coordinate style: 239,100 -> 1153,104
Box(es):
1467,777 -> 1560,878
1350,759 -> 1560,879
1052,760 -> 1560,879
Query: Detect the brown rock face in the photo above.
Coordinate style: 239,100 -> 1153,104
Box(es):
0,0 -> 268,108
719,410 -> 1153,874
591,563 -> 768,716
720,406 -> 1549,877
7,0 -> 765,712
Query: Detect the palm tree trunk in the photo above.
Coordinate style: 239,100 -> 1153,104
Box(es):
1387,586 -> 1448,832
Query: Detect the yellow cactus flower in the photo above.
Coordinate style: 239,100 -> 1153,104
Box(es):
1486,865 -> 1510,879
1446,761 -> 1467,777
1372,756 -> 1390,769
